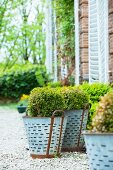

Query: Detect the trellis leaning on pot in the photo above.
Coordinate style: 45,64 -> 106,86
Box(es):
83,91 -> 113,170
57,87 -> 90,152
23,87 -> 67,159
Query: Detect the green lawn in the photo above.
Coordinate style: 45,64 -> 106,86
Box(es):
0,103 -> 17,109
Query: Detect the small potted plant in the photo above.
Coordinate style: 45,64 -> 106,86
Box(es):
17,94 -> 29,113
83,91 -> 113,170
23,87 -> 67,159
58,86 -> 89,152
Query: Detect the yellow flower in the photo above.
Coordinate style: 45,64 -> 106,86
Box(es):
20,94 -> 29,101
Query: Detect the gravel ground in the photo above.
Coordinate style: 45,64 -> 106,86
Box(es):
0,107 -> 89,170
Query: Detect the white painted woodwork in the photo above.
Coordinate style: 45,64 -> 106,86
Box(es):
89,0 -> 108,83
74,0 -> 80,85
45,0 -> 53,74
53,4 -> 58,82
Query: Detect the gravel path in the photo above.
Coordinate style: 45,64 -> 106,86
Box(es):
0,107 -> 89,170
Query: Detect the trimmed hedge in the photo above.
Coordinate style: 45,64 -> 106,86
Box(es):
26,83 -> 112,124
28,86 -> 89,117
28,87 -> 65,117
0,64 -> 49,99
58,86 -> 89,110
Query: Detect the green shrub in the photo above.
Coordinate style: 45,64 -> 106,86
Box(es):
79,82 -> 112,103
92,91 -> 113,132
58,86 -> 89,110
27,86 -> 89,117
18,94 -> 29,106
79,82 -> 112,128
28,87 -> 65,117
0,62 -> 37,75
87,102 -> 99,129
0,64 -> 49,99
89,102 -> 98,118
47,81 -> 62,88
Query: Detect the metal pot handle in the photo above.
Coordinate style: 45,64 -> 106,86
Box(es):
52,110 -> 65,117
46,110 -> 65,157
77,103 -> 90,151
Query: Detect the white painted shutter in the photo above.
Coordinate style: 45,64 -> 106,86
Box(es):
89,0 -> 108,83
53,5 -> 58,82
45,0 -> 53,74
74,0 -> 80,85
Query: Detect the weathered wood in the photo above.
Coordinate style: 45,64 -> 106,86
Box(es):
109,0 -> 113,82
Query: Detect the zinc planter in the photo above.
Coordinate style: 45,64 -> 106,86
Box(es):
23,110 -> 67,159
17,106 -> 27,113
83,132 -> 113,170
62,107 -> 89,152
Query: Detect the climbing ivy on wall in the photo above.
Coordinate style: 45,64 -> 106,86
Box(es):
55,0 -> 75,84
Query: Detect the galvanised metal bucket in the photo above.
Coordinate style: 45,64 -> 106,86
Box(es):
23,110 -> 67,158
62,108 -> 89,152
83,132 -> 113,170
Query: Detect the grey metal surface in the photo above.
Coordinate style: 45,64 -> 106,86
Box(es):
84,133 -> 113,170
62,110 -> 88,149
23,116 -> 67,156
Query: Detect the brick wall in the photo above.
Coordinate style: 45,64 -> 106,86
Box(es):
79,0 -> 89,82
79,0 -> 113,83
109,0 -> 113,83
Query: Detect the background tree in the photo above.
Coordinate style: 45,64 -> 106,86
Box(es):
0,0 -> 46,70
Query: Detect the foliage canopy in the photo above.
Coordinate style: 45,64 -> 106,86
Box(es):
0,0 -> 46,66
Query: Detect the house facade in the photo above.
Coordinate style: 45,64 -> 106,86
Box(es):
75,0 -> 113,84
